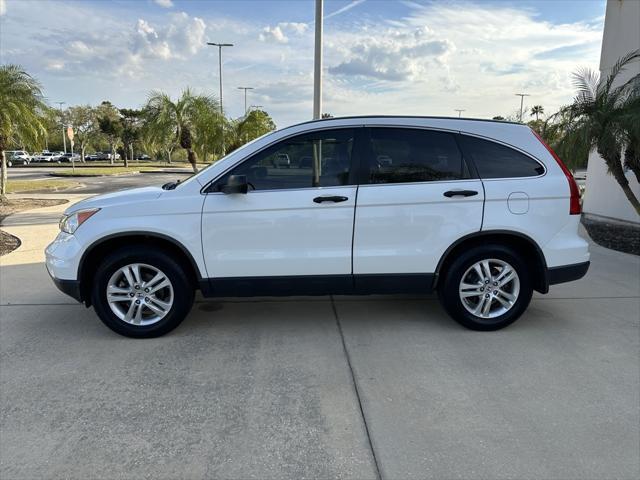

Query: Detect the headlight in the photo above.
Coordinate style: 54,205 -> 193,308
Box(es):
59,208 -> 100,234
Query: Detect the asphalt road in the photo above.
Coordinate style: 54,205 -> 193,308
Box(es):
8,166 -> 192,194
0,183 -> 638,479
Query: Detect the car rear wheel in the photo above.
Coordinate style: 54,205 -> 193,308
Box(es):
438,245 -> 532,331
91,247 -> 194,338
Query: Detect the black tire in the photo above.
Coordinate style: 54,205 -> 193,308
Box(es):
91,246 -> 195,338
437,244 -> 533,331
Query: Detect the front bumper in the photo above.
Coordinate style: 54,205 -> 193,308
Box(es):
548,261 -> 590,285
51,276 -> 83,302
45,232 -> 83,280
46,232 -> 84,302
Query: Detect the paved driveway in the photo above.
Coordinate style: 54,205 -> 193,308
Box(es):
1,196 -> 638,479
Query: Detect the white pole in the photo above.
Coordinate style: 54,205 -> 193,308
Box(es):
313,0 -> 323,119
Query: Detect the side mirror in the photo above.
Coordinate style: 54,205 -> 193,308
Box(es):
221,174 -> 249,194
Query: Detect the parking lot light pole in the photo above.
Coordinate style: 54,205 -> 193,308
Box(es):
207,42 -> 233,156
515,93 -> 530,122
55,101 -> 66,153
237,87 -> 254,115
313,0 -> 323,120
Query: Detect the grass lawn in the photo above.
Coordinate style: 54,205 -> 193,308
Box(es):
6,179 -> 79,193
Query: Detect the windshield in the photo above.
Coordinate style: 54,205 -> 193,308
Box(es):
173,131 -> 276,189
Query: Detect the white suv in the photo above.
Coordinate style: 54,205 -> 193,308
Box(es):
45,116 -> 589,337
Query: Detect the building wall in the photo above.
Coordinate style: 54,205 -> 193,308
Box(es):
582,0 -> 640,223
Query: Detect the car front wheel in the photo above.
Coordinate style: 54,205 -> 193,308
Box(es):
91,247 -> 194,338
438,245 -> 533,331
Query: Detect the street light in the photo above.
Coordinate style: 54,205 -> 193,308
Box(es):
55,101 -> 66,153
454,109 -> 466,118
515,93 -> 530,122
313,0 -> 323,119
207,42 -> 233,155
237,87 -> 254,115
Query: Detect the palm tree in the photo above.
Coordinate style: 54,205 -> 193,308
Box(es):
144,89 -> 220,172
188,95 -> 224,163
559,49 -> 640,215
227,109 -> 276,152
621,93 -> 640,185
530,105 -> 544,121
0,65 -> 48,199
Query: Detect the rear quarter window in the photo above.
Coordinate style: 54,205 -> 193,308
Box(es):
459,134 -> 545,179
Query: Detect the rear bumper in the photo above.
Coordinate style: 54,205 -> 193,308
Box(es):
547,261 -> 590,286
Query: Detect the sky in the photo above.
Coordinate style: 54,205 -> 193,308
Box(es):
0,0 -> 607,127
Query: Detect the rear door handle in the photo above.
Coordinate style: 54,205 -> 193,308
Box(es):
313,195 -> 349,203
443,190 -> 478,198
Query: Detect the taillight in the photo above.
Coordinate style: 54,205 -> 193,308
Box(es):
531,129 -> 581,215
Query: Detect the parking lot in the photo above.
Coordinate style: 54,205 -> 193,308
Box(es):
1,185 -> 639,479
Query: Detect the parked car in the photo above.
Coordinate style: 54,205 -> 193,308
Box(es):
33,151 -> 61,163
85,153 -> 100,161
5,150 -> 31,166
95,151 -> 121,161
135,154 -> 151,160
61,153 -> 81,162
46,116 -> 589,338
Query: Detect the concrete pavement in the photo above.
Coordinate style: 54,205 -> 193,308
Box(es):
1,194 -> 638,479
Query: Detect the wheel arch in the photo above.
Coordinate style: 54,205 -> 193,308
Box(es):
78,232 -> 206,306
434,230 -> 549,293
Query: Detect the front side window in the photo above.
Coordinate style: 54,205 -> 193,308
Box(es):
366,128 -> 469,184
458,135 -> 545,178
218,128 -> 354,191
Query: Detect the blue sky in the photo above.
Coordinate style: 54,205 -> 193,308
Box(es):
0,0 -> 606,126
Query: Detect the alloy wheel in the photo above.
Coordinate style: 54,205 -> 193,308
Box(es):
106,263 -> 174,326
458,258 -> 520,319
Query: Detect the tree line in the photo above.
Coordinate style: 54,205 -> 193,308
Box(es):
0,66 -> 276,180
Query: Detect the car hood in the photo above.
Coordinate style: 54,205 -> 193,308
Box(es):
64,186 -> 164,214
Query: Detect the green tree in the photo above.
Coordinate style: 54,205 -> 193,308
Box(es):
530,105 -> 544,121
228,109 -> 276,152
0,65 -> 48,198
188,95 -> 224,163
535,109 -> 589,171
144,89 -> 220,172
97,101 -> 123,165
120,108 -> 142,167
559,49 -> 640,214
66,105 -> 98,162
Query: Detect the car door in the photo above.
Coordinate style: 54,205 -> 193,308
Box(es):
201,128 -> 358,290
353,126 -> 485,280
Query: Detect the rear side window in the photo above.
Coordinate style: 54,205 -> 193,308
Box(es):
459,135 -> 545,178
367,128 -> 470,184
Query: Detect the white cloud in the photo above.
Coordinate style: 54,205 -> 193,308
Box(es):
45,60 -> 65,71
329,27 -> 454,81
153,0 -> 174,8
132,13 -> 206,60
259,22 -> 308,44
0,0 -> 6,16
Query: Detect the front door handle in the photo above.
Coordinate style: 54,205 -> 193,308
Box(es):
443,190 -> 478,198
313,195 -> 349,203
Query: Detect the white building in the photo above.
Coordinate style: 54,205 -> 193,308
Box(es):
582,0 -> 640,223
